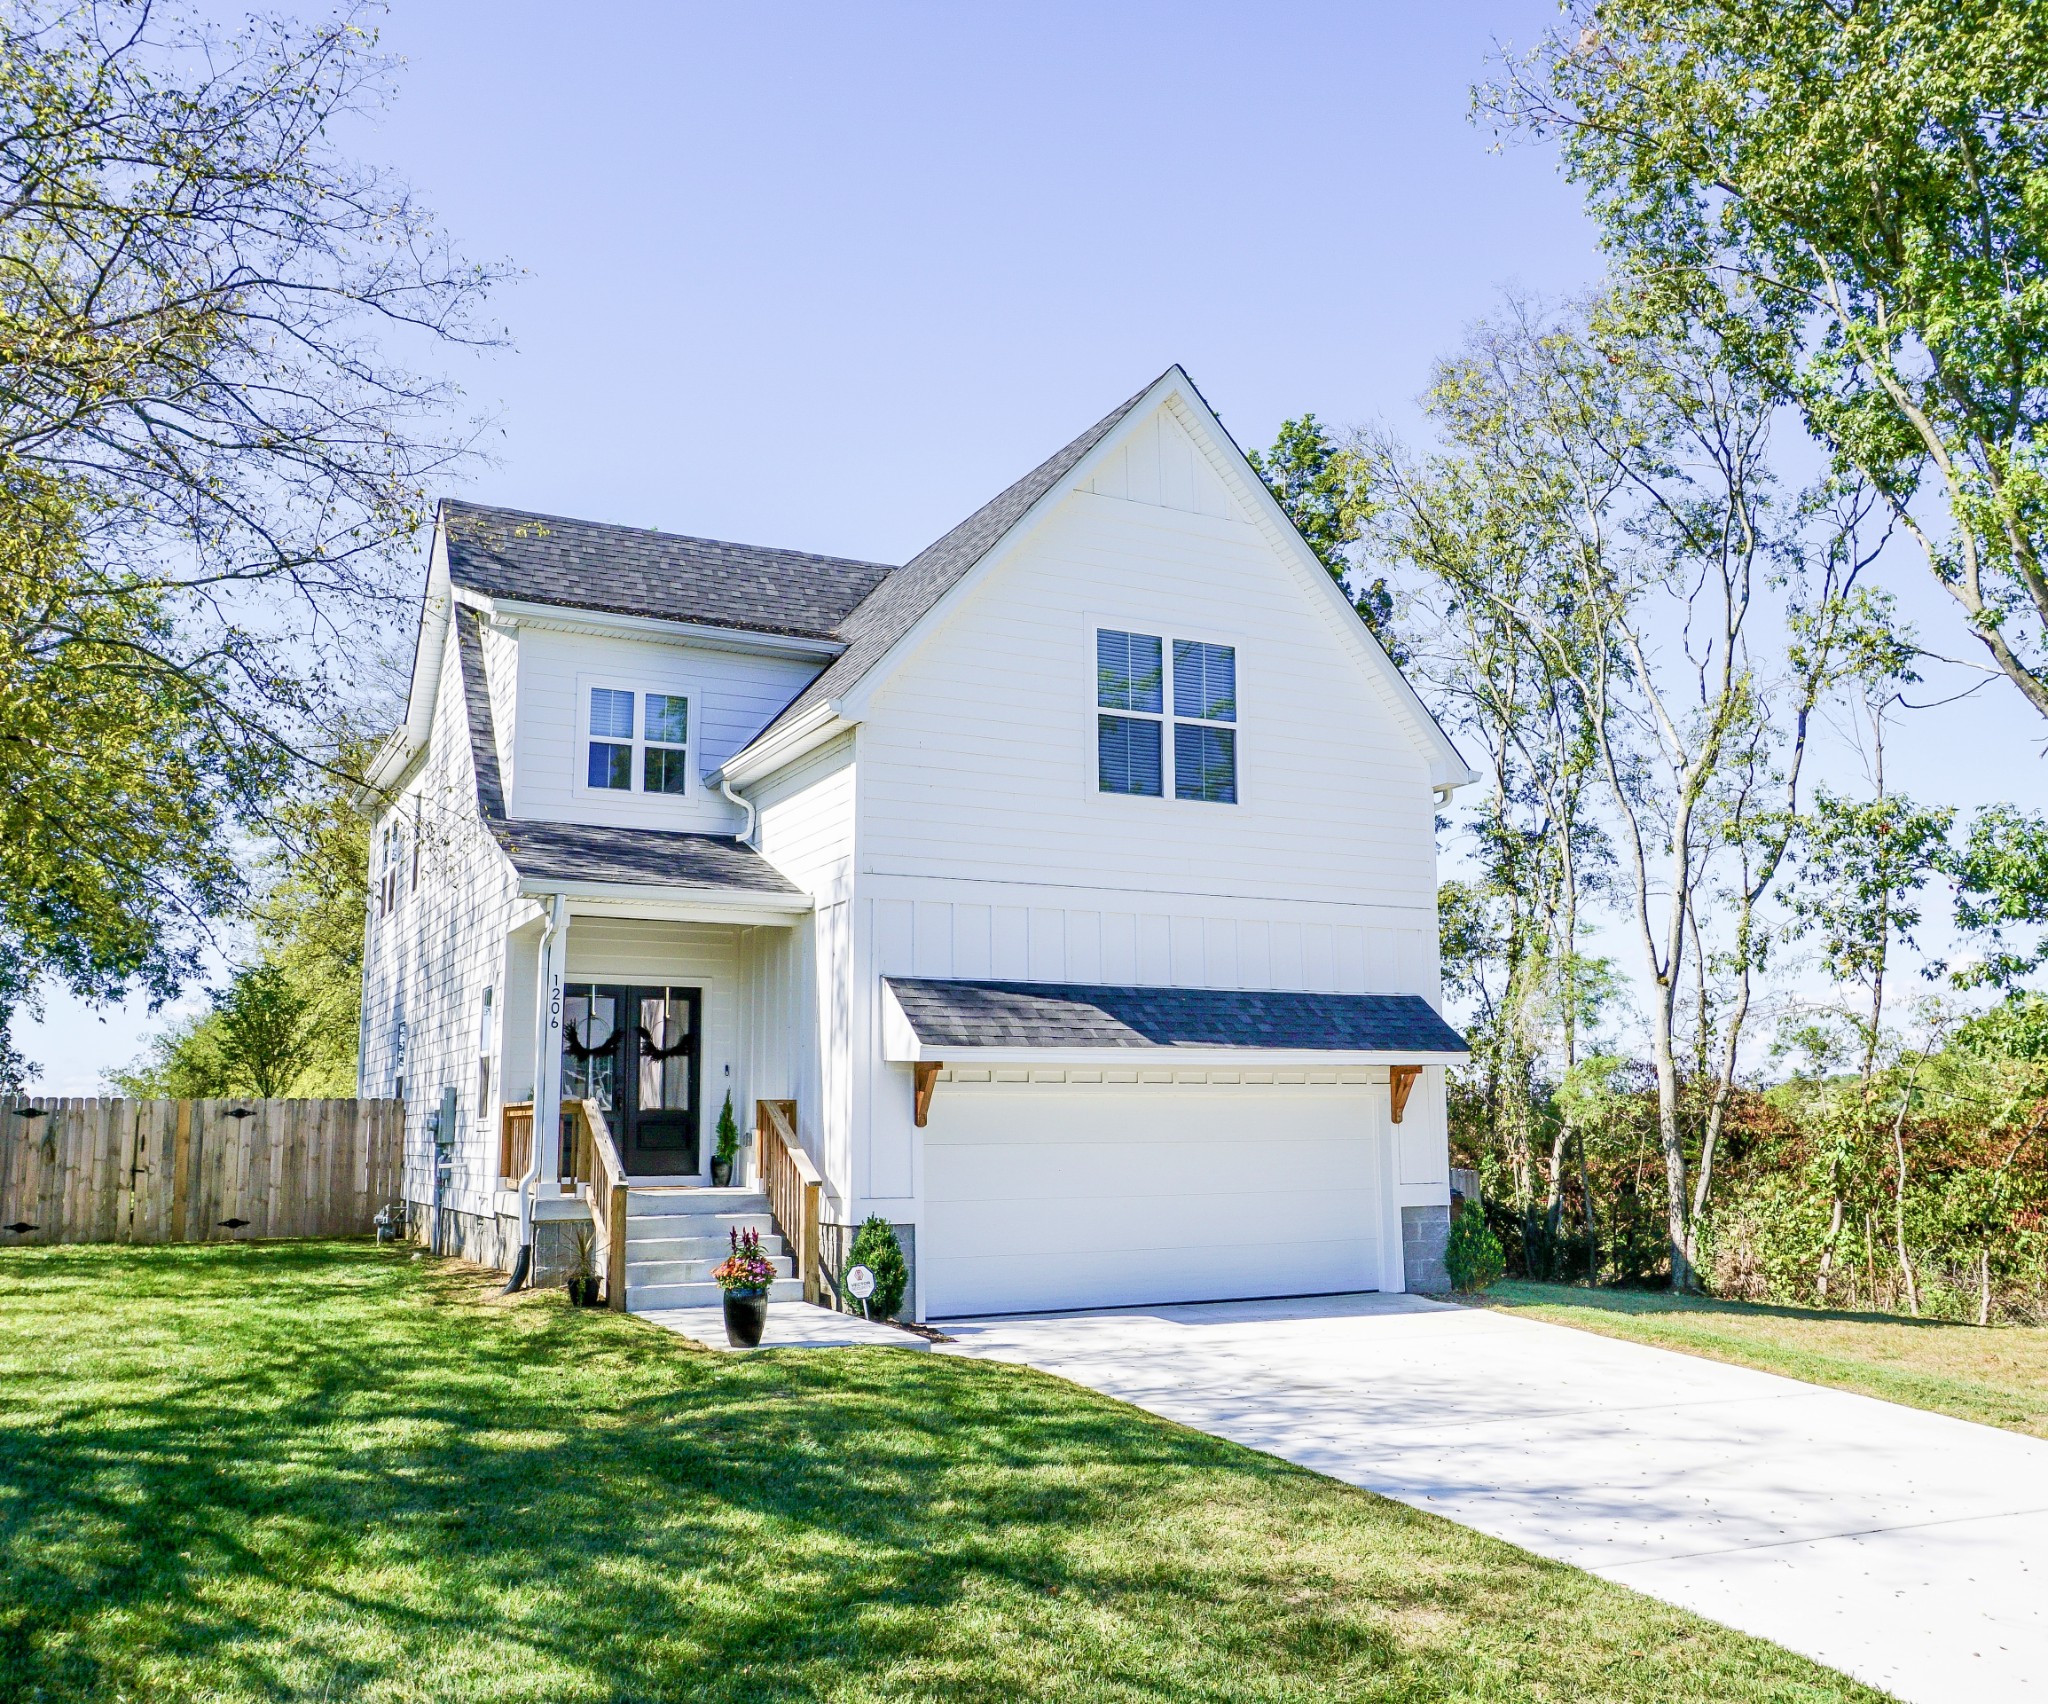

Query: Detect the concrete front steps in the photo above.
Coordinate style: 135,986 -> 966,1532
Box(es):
622,1185 -> 804,1311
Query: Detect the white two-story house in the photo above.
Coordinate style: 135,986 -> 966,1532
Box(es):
359,366 -> 1474,1321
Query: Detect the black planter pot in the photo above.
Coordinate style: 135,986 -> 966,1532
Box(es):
566,1274 -> 602,1307
723,1288 -> 769,1347
710,1157 -> 733,1188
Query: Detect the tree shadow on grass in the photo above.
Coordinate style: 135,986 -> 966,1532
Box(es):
0,1241 -> 1877,1704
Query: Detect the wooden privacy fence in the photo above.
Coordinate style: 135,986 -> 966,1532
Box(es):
0,1098 -> 404,1247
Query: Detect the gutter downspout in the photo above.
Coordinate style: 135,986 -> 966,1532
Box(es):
501,892 -> 565,1293
718,772 -> 758,848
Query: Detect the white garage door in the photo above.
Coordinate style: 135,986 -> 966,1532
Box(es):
922,1079 -> 1384,1318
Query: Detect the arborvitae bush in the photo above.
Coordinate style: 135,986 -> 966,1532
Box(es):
846,1216 -> 909,1318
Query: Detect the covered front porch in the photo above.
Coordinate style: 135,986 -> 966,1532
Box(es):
483,864 -> 825,1309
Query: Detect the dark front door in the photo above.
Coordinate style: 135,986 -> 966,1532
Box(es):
562,983 -> 703,1177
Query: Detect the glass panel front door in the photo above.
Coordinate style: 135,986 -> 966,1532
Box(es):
560,983 -> 702,1177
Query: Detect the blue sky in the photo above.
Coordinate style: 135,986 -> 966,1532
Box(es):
21,1 -> 2042,1088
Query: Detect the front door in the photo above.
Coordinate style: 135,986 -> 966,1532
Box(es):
561,983 -> 703,1177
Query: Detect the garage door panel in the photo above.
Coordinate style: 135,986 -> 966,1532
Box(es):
927,1138 -> 1370,1208
923,1084 -> 1383,1317
932,1231 -> 1379,1317
923,1182 -> 1378,1263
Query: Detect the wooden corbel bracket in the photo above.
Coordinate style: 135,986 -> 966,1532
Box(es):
913,1061 -> 941,1128
1388,1065 -> 1423,1124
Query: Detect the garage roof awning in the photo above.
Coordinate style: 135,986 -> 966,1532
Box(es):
881,978 -> 1467,1063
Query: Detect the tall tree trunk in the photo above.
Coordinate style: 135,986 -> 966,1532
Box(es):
1890,1085 -> 1919,1317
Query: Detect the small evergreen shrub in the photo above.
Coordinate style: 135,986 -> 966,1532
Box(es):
846,1216 -> 909,1318
715,1092 -> 740,1167
1445,1201 -> 1505,1292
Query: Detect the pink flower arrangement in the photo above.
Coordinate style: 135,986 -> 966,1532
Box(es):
712,1226 -> 776,1295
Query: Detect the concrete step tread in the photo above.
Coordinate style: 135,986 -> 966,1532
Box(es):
626,1276 -> 805,1310
626,1189 -> 770,1216
628,1254 -> 797,1284
627,1213 -> 775,1240
628,1235 -> 789,1260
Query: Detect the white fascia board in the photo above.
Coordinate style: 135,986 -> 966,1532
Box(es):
477,595 -> 847,663
713,699 -> 848,788
884,1042 -> 1470,1067
519,879 -> 811,925
1158,388 -> 1482,795
361,520 -> 454,802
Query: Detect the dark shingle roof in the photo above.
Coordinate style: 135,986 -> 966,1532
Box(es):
491,819 -> 802,894
884,979 -> 1467,1055
441,500 -> 894,639
755,375 -> 1160,740
452,606 -> 800,897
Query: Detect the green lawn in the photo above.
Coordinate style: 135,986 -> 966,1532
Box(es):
0,1242 -> 1885,1703
1471,1281 -> 2048,1439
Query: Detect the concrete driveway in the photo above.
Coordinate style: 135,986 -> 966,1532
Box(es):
939,1292 -> 2048,1704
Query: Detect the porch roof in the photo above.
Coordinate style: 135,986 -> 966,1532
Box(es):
881,978 -> 1467,1062
495,820 -> 805,902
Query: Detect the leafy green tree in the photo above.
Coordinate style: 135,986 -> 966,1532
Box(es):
1791,789 -> 1956,1077
0,1 -> 500,1078
1482,1 -> 2048,722
111,743 -> 371,1098
1248,415 -> 1402,658
1948,804 -> 2048,992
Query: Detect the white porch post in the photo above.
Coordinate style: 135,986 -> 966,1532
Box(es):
533,896 -> 569,1191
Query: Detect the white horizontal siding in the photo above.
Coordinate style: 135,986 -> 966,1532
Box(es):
855,484 -> 1437,905
510,625 -> 817,831
359,625 -> 521,1220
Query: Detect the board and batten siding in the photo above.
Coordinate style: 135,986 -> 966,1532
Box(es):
748,733 -> 857,1207
509,623 -> 818,832
358,615 -> 521,1220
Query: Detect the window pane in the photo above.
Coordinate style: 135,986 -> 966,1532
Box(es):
643,745 -> 688,794
638,992 -> 693,1112
1174,723 -> 1237,803
1098,713 -> 1163,796
588,741 -> 632,789
590,687 -> 635,739
1097,629 -> 1163,713
1173,640 -> 1236,721
644,692 -> 688,745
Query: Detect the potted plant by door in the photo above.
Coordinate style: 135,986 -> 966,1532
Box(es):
711,1091 -> 739,1188
712,1226 -> 777,1346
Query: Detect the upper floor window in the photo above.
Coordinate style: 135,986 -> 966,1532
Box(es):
585,686 -> 690,796
1096,629 -> 1236,803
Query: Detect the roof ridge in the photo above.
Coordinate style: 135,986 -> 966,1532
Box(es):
739,369 -> 1173,747
440,497 -> 897,573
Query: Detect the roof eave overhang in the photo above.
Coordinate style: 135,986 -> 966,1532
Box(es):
714,699 -> 850,787
467,591 -> 849,662
515,876 -> 812,925
883,1041 -> 1469,1066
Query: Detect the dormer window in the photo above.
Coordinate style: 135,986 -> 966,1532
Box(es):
583,684 -> 691,796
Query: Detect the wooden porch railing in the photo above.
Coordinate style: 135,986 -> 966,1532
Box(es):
499,1102 -> 534,1186
567,1098 -> 630,1312
756,1098 -> 821,1304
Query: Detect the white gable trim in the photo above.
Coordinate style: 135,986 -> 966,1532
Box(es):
824,367 -> 1478,793
362,520 -> 453,799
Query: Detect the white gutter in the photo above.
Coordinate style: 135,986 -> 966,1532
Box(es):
717,772 -> 758,848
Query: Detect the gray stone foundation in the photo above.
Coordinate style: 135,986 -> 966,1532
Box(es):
1402,1204 -> 1451,1293
407,1200 -> 595,1288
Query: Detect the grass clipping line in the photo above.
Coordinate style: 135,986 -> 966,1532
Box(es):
0,1240 -> 1885,1703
